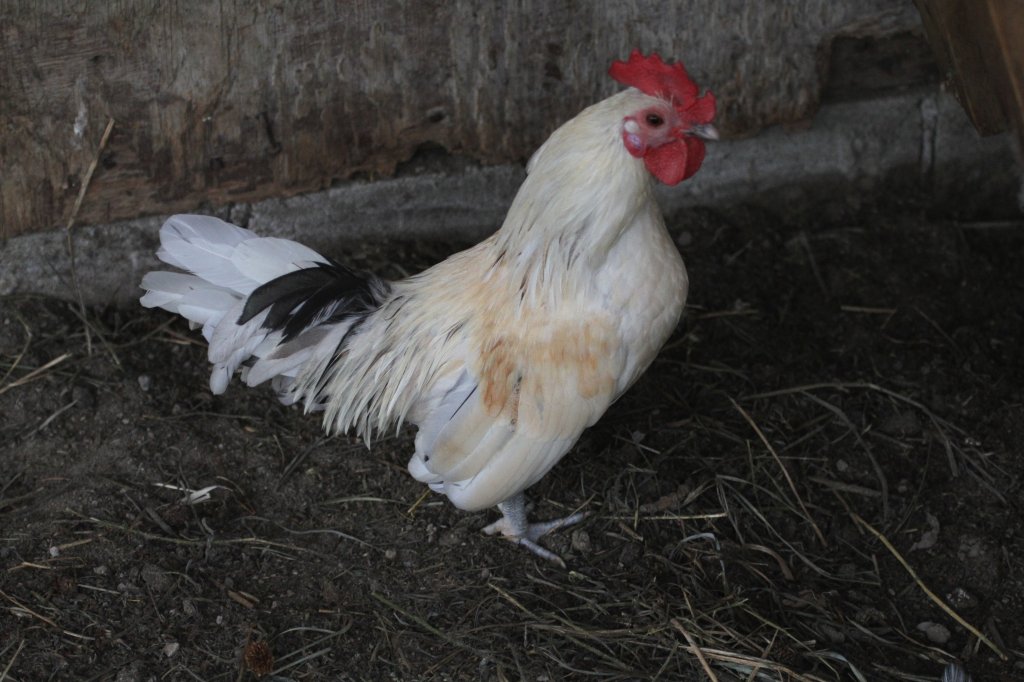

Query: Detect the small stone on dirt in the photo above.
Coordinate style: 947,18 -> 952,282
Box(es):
917,621 -> 951,644
571,529 -> 592,553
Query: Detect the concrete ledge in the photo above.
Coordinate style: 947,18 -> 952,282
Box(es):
1,86 -> 1018,306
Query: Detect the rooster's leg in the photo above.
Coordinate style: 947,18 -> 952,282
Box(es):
482,493 -> 588,567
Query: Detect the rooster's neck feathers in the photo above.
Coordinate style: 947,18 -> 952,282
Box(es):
490,91 -> 661,302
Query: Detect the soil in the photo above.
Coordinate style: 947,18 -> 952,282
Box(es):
1,205 -> 1022,681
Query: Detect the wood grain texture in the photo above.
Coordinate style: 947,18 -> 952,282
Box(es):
914,0 -> 1024,145
983,0 -> 1024,148
1,1 -> 919,238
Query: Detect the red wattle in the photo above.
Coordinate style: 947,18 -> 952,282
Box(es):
643,137 -> 706,186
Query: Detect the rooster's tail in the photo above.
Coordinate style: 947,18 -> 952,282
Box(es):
140,214 -> 388,400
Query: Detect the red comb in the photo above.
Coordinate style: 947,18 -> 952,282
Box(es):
609,50 -> 716,126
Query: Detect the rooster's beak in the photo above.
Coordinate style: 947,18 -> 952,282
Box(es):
690,124 -> 719,141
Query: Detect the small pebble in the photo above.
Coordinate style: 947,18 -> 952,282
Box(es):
384,548 -> 397,560
958,536 -> 983,560
438,527 -> 465,547
571,529 -> 592,554
161,641 -> 179,658
917,621 -> 950,644
93,565 -> 109,576
115,664 -> 141,682
819,622 -> 845,643
137,374 -> 152,391
141,563 -> 172,592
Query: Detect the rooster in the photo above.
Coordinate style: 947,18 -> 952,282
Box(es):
140,51 -> 717,565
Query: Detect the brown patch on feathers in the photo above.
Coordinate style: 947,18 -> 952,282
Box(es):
477,321 -> 616,418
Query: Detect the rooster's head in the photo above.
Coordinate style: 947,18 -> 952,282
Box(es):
609,50 -> 717,186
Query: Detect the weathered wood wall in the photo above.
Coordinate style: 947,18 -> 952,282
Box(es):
1,1 -> 923,238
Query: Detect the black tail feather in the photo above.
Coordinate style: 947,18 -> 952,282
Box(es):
239,261 -> 387,341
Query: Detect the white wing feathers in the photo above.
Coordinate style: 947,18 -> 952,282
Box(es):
407,367 -> 591,511
401,310 -> 623,512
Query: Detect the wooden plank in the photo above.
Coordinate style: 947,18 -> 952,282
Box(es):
0,1 -> 921,238
914,0 -> 1024,145
984,0 -> 1024,146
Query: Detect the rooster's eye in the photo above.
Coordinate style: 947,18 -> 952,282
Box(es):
646,113 -> 664,127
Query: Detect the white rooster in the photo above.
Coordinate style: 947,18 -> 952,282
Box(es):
141,50 -> 717,565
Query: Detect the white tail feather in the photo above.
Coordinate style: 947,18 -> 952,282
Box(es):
140,271 -> 241,341
156,215 -> 260,292
140,214 -> 338,396
233,237 -> 327,284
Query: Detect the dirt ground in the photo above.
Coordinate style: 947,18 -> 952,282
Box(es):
1,203 -> 1022,681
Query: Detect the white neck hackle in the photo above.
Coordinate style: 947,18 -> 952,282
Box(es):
489,90 -> 665,304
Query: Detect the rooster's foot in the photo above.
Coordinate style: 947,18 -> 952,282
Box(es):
482,493 -> 588,568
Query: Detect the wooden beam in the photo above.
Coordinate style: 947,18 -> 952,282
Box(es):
914,0 -> 1024,146
983,0 -> 1024,146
